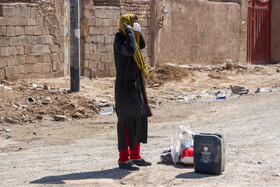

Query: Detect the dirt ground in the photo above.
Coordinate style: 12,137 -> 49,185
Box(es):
0,62 -> 280,186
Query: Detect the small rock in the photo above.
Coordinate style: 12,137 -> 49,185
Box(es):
276,69 -> 280,73
88,100 -> 94,104
153,83 -> 160,87
32,83 -> 38,88
44,85 -> 51,90
276,173 -> 280,177
120,181 -> 126,185
53,115 -> 68,121
42,97 -> 52,105
52,86 -> 60,90
45,97 -> 52,101
28,97 -> 35,103
4,129 -> 12,133
6,135 -> 12,139
72,112 -> 83,118
33,132 -> 37,135
37,115 -> 43,120
257,161 -> 263,164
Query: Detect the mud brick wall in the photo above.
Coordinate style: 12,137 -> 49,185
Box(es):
81,0 -> 152,78
0,1 -> 64,81
151,0 -> 242,65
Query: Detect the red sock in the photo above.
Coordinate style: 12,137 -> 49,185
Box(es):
130,143 -> 141,160
118,128 -> 130,162
118,129 -> 142,162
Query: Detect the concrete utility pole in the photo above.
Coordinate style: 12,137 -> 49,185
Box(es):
70,0 -> 81,92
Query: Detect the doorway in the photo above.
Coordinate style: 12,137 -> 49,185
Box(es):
247,0 -> 271,64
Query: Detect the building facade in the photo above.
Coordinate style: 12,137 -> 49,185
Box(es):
0,0 -> 279,80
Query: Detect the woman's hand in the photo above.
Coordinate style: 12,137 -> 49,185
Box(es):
124,24 -> 132,30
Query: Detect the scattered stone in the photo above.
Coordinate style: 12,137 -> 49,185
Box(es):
88,100 -> 94,104
257,161 -> 263,164
52,86 -> 60,90
276,69 -> 280,73
72,111 -> 83,118
4,129 -> 12,133
42,97 -> 52,105
28,97 -> 35,103
37,115 -> 43,120
53,115 -> 68,121
6,135 -> 12,139
120,181 -> 126,185
33,132 -> 37,135
70,103 -> 76,108
44,85 -> 51,90
32,83 -> 38,88
276,173 -> 280,177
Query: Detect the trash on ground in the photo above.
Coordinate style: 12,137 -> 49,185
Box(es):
260,87 -> 272,93
100,105 -> 114,115
230,85 -> 249,95
160,126 -> 194,166
216,96 -> 226,100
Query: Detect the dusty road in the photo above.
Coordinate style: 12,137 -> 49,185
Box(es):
1,63 -> 280,186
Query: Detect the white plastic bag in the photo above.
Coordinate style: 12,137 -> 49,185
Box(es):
170,126 -> 194,164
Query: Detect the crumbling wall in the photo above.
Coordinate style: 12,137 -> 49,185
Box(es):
0,1 -> 64,81
151,0 -> 243,65
81,0 -> 152,78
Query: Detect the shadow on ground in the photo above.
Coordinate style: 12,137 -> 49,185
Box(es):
157,161 -> 193,169
30,168 -> 131,184
176,171 -> 217,179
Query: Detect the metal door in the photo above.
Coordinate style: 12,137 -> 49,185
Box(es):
247,0 -> 271,64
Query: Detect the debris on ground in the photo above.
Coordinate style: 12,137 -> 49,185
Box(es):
230,85 -> 249,95
0,62 -> 280,125
0,82 -> 100,125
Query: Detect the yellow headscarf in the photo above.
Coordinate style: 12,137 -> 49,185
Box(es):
119,14 -> 151,79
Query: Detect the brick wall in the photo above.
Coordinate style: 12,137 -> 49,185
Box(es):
0,1 -> 64,80
121,0 -> 152,66
81,0 -> 152,78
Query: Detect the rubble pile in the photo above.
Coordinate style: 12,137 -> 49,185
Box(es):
0,81 -> 108,125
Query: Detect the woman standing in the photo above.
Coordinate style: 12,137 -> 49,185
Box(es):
114,14 -> 152,170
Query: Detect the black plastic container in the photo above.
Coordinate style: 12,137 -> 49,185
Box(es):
194,133 -> 225,174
